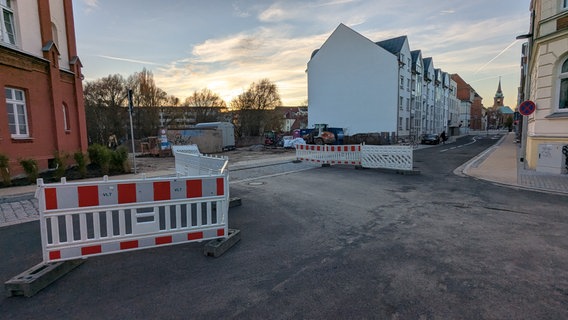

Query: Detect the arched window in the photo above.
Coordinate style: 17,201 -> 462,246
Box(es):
559,58 -> 568,110
62,104 -> 70,131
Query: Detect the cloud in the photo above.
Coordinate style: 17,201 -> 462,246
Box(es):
83,0 -> 98,13
232,2 -> 250,18
154,27 -> 328,105
440,9 -> 455,14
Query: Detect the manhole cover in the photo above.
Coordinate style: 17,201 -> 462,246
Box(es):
248,181 -> 265,186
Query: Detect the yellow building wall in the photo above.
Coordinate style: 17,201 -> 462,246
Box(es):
525,136 -> 568,169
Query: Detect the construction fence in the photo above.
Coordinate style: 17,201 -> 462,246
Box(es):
295,144 -> 413,171
35,146 -> 230,263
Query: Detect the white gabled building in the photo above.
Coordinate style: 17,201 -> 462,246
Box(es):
307,23 -> 398,136
308,24 -> 458,141
376,35 -> 413,139
422,57 -> 436,134
410,50 -> 424,138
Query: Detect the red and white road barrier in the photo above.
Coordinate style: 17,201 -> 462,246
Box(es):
36,171 -> 229,263
295,144 -> 362,165
295,144 -> 413,171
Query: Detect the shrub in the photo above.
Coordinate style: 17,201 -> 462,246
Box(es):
0,154 -> 11,186
87,144 -> 112,175
110,146 -> 130,173
74,151 -> 87,178
19,158 -> 38,184
53,151 -> 66,180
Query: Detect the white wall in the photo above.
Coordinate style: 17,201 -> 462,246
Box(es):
50,0 -> 70,70
13,0 -> 42,56
307,24 -> 398,135
11,1 -> 69,69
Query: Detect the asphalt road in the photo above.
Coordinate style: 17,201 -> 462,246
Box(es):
1,135 -> 567,319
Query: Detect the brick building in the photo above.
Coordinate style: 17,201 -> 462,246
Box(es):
451,74 -> 485,131
0,0 -> 87,177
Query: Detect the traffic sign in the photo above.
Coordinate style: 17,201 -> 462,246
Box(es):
519,100 -> 536,116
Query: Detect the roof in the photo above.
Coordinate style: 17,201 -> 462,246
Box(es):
423,57 -> 433,70
499,106 -> 514,114
310,49 -> 320,59
410,50 -> 421,72
375,35 -> 407,55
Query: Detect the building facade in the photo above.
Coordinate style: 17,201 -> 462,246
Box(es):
519,0 -> 568,172
307,24 -> 398,136
451,74 -> 486,133
307,24 -> 458,142
0,0 -> 87,176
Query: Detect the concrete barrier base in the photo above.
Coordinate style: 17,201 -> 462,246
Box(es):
203,229 -> 241,257
5,259 -> 84,297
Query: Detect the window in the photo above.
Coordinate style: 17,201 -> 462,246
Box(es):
62,104 -> 70,131
563,0 -> 568,9
400,76 -> 404,89
5,87 -> 29,137
559,58 -> 568,110
1,0 -> 16,45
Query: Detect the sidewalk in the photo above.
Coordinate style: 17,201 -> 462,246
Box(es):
460,132 -> 568,195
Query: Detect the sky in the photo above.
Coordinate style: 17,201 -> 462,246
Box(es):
72,0 -> 531,108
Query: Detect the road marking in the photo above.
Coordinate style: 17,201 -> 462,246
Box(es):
440,136 -> 478,153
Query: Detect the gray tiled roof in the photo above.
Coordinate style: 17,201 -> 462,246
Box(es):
375,35 -> 407,55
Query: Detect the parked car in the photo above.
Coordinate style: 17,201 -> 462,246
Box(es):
421,134 -> 440,145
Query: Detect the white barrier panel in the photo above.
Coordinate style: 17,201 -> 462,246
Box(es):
172,144 -> 200,155
295,144 -> 329,164
174,151 -> 228,176
36,173 -> 229,263
295,144 -> 413,171
326,145 -> 362,165
361,145 -> 413,170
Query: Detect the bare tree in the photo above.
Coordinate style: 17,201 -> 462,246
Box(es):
184,88 -> 227,123
83,74 -> 128,144
230,79 -> 282,136
126,68 -> 168,138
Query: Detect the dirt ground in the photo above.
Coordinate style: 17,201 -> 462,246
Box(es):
133,145 -> 296,173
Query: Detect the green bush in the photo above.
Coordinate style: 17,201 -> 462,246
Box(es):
74,151 -> 87,178
110,146 -> 130,173
87,144 -> 111,175
0,153 -> 11,186
53,151 -> 66,180
19,158 -> 38,184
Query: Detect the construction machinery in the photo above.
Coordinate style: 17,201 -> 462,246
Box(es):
302,124 -> 336,145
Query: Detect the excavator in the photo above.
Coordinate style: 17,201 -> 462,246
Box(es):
303,124 -> 336,145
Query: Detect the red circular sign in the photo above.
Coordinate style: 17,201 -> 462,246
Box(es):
519,100 -> 536,116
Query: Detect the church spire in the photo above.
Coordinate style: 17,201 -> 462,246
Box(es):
495,77 -> 504,99
493,77 -> 504,107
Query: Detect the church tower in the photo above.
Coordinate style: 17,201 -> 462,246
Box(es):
493,77 -> 504,107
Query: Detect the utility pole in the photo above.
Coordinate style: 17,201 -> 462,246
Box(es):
128,89 -> 137,174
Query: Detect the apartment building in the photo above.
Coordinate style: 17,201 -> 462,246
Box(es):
307,23 -> 458,142
0,0 -> 87,176
518,0 -> 568,173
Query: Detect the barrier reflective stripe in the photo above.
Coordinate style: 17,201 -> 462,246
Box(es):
45,228 -> 225,261
43,177 -> 225,211
295,144 -> 412,170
